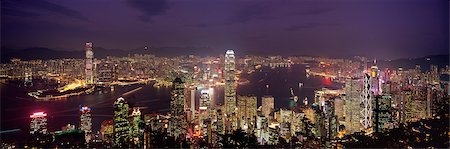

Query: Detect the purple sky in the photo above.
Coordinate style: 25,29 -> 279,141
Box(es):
1,0 -> 449,59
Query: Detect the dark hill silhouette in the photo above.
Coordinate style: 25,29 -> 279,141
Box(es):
1,46 -> 448,70
1,46 -> 220,63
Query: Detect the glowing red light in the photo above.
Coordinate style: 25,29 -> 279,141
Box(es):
322,77 -> 332,86
30,112 -> 47,118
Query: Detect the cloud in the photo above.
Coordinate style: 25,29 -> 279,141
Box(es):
185,23 -> 209,28
226,4 -> 275,25
285,23 -> 337,31
287,7 -> 335,16
1,0 -> 87,20
126,0 -> 170,22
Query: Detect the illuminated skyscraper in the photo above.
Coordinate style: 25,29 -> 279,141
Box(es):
373,95 -> 392,133
237,95 -> 257,131
343,78 -> 362,134
224,50 -> 236,116
24,68 -> 32,87
97,62 -> 117,84
430,64 -> 439,84
256,113 -> 269,144
324,99 -> 337,142
261,96 -> 275,119
85,42 -> 94,84
80,106 -> 92,143
169,77 -> 187,139
216,109 -> 224,135
199,89 -> 211,136
190,88 -> 196,120
370,62 -> 381,95
403,89 -> 426,122
130,107 -> 143,147
113,97 -> 130,148
200,89 -> 211,110
361,73 -> 373,129
30,112 -> 48,135
100,120 -> 114,145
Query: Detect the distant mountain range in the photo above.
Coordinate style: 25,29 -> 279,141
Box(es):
1,46 -> 222,63
1,47 -> 448,71
377,54 -> 449,71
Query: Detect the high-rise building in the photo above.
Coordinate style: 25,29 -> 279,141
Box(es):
80,106 -> 92,143
370,62 -> 381,95
113,97 -> 130,147
199,89 -> 211,137
216,108 -> 224,135
224,50 -> 237,116
430,65 -> 439,84
262,96 -> 275,119
169,77 -> 187,139
100,120 -> 113,145
290,111 -> 305,135
30,112 -> 48,135
97,62 -> 116,84
323,99 -> 338,141
143,114 -> 170,149
361,73 -> 373,129
403,89 -> 427,122
200,89 -> 211,110
256,113 -> 269,144
398,89 -> 411,123
190,88 -> 196,120
24,68 -> 33,87
373,95 -> 392,133
85,42 -> 94,84
237,95 -> 257,131
130,107 -> 143,147
343,78 -> 362,134
334,98 -> 344,122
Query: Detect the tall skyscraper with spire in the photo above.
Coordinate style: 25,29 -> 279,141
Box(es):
85,42 -> 94,84
224,50 -> 236,117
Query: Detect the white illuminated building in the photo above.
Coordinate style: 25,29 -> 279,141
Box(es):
224,50 -> 236,116
80,106 -> 92,142
85,42 -> 94,84
30,112 -> 48,135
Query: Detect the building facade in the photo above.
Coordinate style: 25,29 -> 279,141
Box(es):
169,77 -> 187,139
261,96 -> 275,119
343,78 -> 362,134
30,112 -> 48,135
113,97 -> 130,147
85,42 -> 94,84
224,50 -> 237,116
237,95 -> 257,131
80,106 -> 93,143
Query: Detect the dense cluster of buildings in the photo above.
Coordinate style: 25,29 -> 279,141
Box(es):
1,43 -> 448,148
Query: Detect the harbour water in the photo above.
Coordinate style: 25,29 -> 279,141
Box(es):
0,64 -> 342,142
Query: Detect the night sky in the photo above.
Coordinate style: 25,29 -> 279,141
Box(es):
1,0 -> 449,59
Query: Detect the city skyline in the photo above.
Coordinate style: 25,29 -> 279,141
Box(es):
2,0 -> 449,59
1,0 -> 449,148
1,48 -> 449,148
